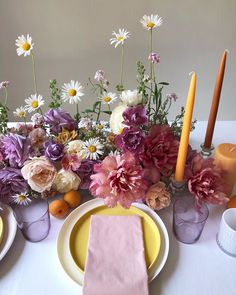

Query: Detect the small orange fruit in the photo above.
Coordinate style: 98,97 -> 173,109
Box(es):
227,196 -> 236,209
49,199 -> 70,219
63,190 -> 81,208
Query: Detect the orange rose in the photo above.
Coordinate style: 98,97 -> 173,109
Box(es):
146,181 -> 171,211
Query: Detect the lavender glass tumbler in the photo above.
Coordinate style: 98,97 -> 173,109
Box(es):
173,196 -> 209,244
13,198 -> 50,242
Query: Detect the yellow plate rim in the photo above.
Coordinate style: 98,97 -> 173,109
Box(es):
69,204 -> 161,273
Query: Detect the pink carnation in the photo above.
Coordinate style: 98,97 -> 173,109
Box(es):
188,154 -> 229,208
90,152 -> 148,208
140,124 -> 179,183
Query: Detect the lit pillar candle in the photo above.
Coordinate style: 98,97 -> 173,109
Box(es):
175,72 -> 196,182
203,50 -> 227,149
214,143 -> 236,196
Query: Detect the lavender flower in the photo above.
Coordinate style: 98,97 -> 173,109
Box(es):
148,52 -> 160,64
44,109 -> 77,134
0,81 -> 10,89
0,168 -> 28,203
94,70 -> 105,82
115,127 -> 145,154
2,134 -> 31,167
122,106 -> 148,126
44,141 -> 64,161
75,160 -> 96,189
166,93 -> 178,102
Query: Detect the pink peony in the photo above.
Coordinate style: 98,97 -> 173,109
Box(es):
146,181 -> 171,210
90,152 -> 148,208
140,124 -> 179,183
188,154 -> 229,208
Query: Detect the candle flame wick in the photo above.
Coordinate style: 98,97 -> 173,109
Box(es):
225,49 -> 230,54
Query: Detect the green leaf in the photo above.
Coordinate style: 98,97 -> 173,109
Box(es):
102,111 -> 112,115
93,101 -> 101,111
84,109 -> 95,113
158,82 -> 169,85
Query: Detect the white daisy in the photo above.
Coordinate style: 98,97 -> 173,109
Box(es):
13,106 -> 26,118
61,80 -> 84,104
11,193 -> 31,206
96,120 -> 107,130
140,14 -> 163,30
110,28 -> 130,48
99,92 -> 117,105
83,138 -> 104,160
15,34 -> 34,57
25,94 -> 45,113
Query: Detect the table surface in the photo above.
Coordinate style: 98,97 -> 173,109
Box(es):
1,121 -> 236,295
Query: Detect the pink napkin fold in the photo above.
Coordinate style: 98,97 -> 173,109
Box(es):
83,215 -> 149,295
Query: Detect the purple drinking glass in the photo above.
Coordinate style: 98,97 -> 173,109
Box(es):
173,196 -> 209,244
13,198 -> 50,242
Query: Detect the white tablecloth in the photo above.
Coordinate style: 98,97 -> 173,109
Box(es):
1,121 -> 236,295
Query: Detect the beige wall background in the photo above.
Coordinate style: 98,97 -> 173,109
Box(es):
0,0 -> 236,121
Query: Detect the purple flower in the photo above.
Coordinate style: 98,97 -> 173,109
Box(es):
115,127 -> 145,154
122,106 -> 148,126
44,141 -> 64,161
0,168 -> 28,203
148,52 -> 160,64
2,134 -> 31,167
166,93 -> 178,102
44,109 -> 77,134
75,160 -> 96,189
0,81 -> 10,89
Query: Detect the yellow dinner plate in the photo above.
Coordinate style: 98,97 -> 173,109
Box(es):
69,205 -> 161,273
0,216 -> 4,246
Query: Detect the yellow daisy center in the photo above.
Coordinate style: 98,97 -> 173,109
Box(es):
19,111 -> 25,118
117,36 -> 124,41
97,124 -> 104,130
31,101 -> 39,108
19,195 -> 26,201
22,42 -> 31,51
68,89 -> 77,96
103,96 -> 112,103
88,145 -> 97,153
147,21 -> 155,28
119,127 -> 124,134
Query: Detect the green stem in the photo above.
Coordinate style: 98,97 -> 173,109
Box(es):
108,104 -> 111,113
148,29 -> 153,120
4,88 -> 8,106
77,104 -> 79,121
96,83 -> 103,123
120,44 -> 124,87
31,53 -> 38,94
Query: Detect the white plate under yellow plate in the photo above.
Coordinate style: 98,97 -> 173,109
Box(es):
0,216 -> 4,246
57,199 -> 169,286
0,204 -> 17,261
69,205 -> 161,273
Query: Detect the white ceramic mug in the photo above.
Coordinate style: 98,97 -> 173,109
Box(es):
217,208 -> 236,257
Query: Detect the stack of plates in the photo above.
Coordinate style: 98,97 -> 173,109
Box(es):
57,199 -> 169,286
0,204 -> 17,261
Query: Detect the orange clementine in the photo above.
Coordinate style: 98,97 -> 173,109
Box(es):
227,196 -> 236,209
49,199 -> 70,219
63,190 -> 81,208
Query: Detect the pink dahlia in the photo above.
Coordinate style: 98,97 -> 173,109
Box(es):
188,154 -> 229,208
90,152 -> 148,208
140,124 -> 179,183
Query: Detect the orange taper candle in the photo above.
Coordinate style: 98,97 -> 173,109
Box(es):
203,50 -> 227,149
175,72 -> 196,182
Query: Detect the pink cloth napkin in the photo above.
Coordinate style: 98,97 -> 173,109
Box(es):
83,215 -> 149,295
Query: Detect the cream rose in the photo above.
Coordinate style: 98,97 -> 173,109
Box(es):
21,156 -> 57,193
66,140 -> 86,159
120,89 -> 142,106
53,169 -> 81,193
109,104 -> 128,134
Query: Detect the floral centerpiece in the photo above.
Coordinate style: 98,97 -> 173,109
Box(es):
0,14 -> 229,217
